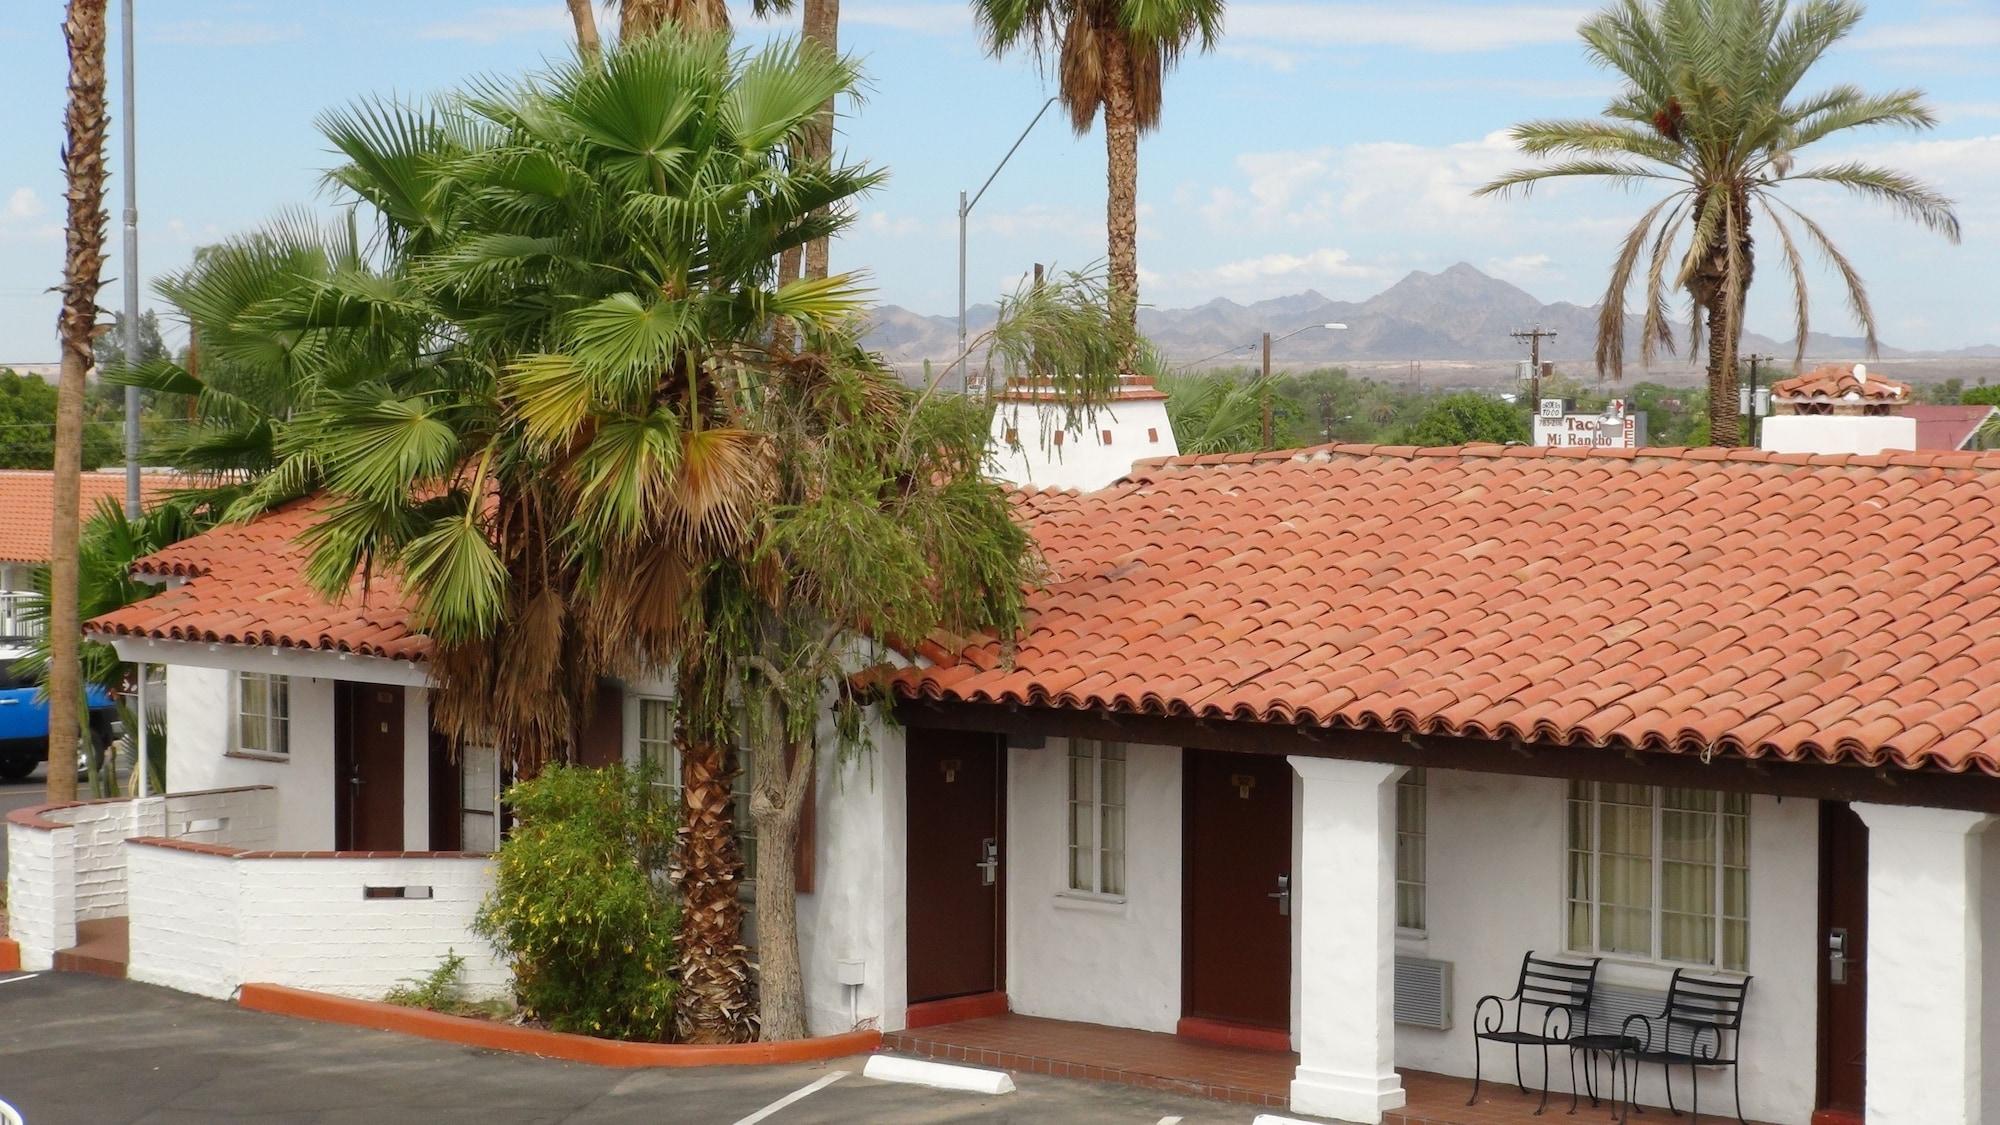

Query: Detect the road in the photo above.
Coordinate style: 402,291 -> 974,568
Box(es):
0,974 -> 1279,1124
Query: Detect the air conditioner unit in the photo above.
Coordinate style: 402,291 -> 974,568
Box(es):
1395,955 -> 1453,1030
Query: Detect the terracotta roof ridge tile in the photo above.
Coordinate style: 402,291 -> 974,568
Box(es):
1125,442 -> 2000,475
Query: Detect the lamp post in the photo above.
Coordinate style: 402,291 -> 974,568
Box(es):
1260,322 -> 1347,448
958,96 -> 1060,393
120,0 -> 140,517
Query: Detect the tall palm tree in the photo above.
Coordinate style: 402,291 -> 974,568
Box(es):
566,0 -> 602,58
973,0 -> 1224,357
1478,0 -> 1959,446
48,0 -> 112,802
799,0 -> 839,282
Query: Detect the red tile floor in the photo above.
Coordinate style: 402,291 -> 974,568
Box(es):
883,1014 -> 1730,1124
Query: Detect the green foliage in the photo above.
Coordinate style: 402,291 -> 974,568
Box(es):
475,764 -> 679,1040
1400,392 -> 1529,446
1961,386 -> 2000,407
1158,373 -> 1287,454
0,369 -> 118,469
385,950 -> 469,1011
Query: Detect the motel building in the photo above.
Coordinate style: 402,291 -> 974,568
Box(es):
6,365 -> 1999,1125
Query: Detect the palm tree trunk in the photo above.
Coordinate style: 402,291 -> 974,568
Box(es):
673,728 -> 756,1043
750,731 -> 813,1040
566,0 -> 601,58
49,0 -> 110,803
800,0 -> 839,282
1100,30 -> 1141,365
1704,289 -> 1741,447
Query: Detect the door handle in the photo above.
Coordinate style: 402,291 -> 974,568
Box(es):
975,837 -> 999,886
1828,926 -> 1851,984
1268,874 -> 1291,916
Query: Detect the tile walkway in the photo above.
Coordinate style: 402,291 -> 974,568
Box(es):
884,1013 -> 1649,1124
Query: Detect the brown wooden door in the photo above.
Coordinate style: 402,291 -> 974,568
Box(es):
1184,749 -> 1293,1030
906,728 -> 1003,1004
1817,802 -> 1868,1119
335,683 -> 405,851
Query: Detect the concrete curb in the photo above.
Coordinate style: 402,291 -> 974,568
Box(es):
238,982 -> 881,1068
862,1054 -> 1017,1094
0,939 -> 20,973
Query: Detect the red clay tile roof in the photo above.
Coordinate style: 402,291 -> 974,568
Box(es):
1770,362 -> 1910,403
1906,404 -> 1996,452
0,470 -> 181,565
1007,485 -> 1088,521
896,443 -> 2000,776
86,496 -> 429,662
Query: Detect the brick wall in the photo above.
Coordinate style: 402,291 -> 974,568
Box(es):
125,842 -> 505,1002
4,821 -> 73,970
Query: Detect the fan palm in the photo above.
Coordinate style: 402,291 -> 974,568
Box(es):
1159,372 -> 1277,454
1478,0 -> 1960,447
973,0 -> 1224,356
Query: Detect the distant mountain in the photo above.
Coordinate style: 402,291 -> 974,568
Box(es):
858,261 -> 1940,369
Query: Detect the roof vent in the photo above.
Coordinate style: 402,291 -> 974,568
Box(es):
1854,363 -> 1867,386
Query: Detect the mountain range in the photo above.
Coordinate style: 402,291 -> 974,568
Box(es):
860,262 -> 2000,370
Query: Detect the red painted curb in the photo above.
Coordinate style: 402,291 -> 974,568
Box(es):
905,990 -> 1008,1029
0,938 -> 20,972
237,983 -> 881,1067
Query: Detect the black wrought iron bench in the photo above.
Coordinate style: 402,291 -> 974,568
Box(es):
1469,951 -> 1602,1114
1618,969 -> 1753,1125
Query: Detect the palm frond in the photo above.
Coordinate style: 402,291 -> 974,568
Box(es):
1775,162 -> 1961,240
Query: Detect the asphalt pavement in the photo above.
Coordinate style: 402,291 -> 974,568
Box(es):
0,974 -> 1276,1124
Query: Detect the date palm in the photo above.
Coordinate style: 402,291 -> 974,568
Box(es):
973,0 -> 1224,357
48,0 -> 112,802
1478,0 -> 1959,447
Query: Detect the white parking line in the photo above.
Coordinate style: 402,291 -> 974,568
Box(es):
0,975 -> 35,986
1156,1117 -> 1184,1125
730,1070 -> 849,1125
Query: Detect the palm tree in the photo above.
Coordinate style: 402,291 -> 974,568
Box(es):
48,0 -> 112,802
1159,372 -> 1276,454
566,0 -> 602,58
1478,0 -> 1959,447
973,0 -> 1224,356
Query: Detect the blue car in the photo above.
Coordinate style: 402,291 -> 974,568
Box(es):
0,646 -> 119,782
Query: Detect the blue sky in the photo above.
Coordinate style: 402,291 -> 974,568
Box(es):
1,0 -> 1996,364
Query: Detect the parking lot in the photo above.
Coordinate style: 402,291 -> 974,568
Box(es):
0,974 -> 1280,1124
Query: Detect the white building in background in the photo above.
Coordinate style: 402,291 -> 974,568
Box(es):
986,375 -> 1178,492
1758,362 -> 1918,455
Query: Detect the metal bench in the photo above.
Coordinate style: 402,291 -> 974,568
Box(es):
1469,951 -> 1602,1114
1618,968 -> 1753,1125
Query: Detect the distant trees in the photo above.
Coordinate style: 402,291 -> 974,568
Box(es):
1402,392 -> 1528,446
0,369 -> 118,469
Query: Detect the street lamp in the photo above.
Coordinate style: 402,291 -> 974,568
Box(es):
1260,322 -> 1347,448
958,96 -> 1060,393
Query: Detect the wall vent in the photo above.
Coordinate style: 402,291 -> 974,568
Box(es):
1395,955 -> 1453,1029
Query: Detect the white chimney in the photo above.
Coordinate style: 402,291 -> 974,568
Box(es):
1854,363 -> 1867,386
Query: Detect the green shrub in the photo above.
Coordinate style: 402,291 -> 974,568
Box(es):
386,950 -> 468,1011
474,763 -> 679,1040
1962,386 -> 2000,407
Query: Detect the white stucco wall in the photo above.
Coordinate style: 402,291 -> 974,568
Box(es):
126,841 -> 504,1001
1005,738 -> 1183,1033
1387,771 -> 1818,1124
1759,414 -> 1917,455
988,397 -> 1176,492
166,669 -> 433,851
4,819 -> 71,970
1985,826 -> 2000,1117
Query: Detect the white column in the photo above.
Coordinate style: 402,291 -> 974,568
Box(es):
1852,803 -> 1992,1125
1287,756 -> 1406,1123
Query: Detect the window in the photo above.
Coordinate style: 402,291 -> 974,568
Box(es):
460,745 -> 500,852
235,672 -> 289,756
1066,739 -> 1125,896
1395,768 -> 1427,933
1566,783 -> 1749,970
635,694 -> 756,882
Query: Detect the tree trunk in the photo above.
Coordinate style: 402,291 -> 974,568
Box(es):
620,0 -> 727,38
566,0 -> 601,58
49,0 -> 110,803
1099,30 -> 1141,367
750,734 -> 812,1040
800,0 -> 839,282
673,731 -> 756,1043
1704,287 -> 1741,448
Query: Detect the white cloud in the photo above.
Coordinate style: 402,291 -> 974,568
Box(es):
5,189 -> 43,221
1218,43 -> 1301,73
151,20 -> 303,47
843,3 -> 969,35
1488,252 -> 1553,279
418,7 -> 570,43
1198,247 -> 1377,286
1855,15 -> 2000,50
1226,3 -> 1591,53
1201,131 -> 1525,233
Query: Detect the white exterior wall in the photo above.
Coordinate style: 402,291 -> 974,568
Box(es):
1759,414 -> 1918,455
1005,739 -> 1183,1033
4,820 -> 71,970
165,669 -> 433,851
1384,772 -> 1816,1124
126,843 -> 503,1001
167,666 -> 341,850
1985,827 -> 2000,1117
989,397 -> 1176,492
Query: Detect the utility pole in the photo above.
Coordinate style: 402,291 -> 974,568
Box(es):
120,0 -> 140,518
1260,330 -> 1273,449
1511,326 -> 1558,415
